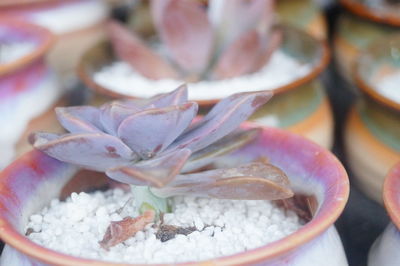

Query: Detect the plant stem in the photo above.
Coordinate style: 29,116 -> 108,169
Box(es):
131,185 -> 169,218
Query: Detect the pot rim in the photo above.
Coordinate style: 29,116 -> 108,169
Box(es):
0,126 -> 349,266
77,24 -> 330,106
0,18 -> 55,76
353,34 -> 400,112
340,0 -> 400,27
383,162 -> 400,229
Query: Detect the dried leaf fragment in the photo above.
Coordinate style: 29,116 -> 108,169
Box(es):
99,210 -> 155,250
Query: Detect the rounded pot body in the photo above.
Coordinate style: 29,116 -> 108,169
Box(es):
0,0 -> 110,85
334,0 -> 400,84
0,19 -> 63,169
0,126 -> 349,265
368,163 -> 400,265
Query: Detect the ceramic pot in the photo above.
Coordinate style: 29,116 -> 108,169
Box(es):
0,18 -> 64,170
344,35 -> 400,203
0,125 -> 349,265
0,0 -> 110,86
276,0 -> 327,40
368,163 -> 400,266
334,0 -> 400,84
78,26 -> 333,149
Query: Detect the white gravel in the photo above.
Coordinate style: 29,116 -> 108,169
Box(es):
0,42 -> 35,64
26,189 -> 302,264
375,72 -> 400,104
94,50 -> 311,101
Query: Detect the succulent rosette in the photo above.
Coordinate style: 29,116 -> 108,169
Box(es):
30,85 -> 293,248
109,0 -> 281,81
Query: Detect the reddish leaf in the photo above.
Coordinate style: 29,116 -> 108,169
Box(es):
152,162 -> 293,200
107,20 -> 178,80
156,0 -> 213,74
253,29 -> 282,72
106,149 -> 191,188
117,102 -> 198,159
213,30 -> 262,79
99,210 -> 155,250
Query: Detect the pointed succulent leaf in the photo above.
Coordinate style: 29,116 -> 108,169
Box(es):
146,84 -> 188,109
182,128 -> 261,173
118,102 -> 198,159
107,20 -> 178,80
152,162 -> 293,200
253,29 -> 282,72
28,132 -> 62,145
212,30 -> 262,79
106,149 -> 191,188
31,133 -> 137,171
99,210 -> 155,250
100,101 -> 141,136
170,91 -> 272,153
155,0 -> 213,74
55,106 -> 102,134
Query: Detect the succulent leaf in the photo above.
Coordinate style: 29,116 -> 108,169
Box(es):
117,102 -> 198,159
107,20 -> 178,80
152,162 -> 293,200
31,133 -> 137,171
253,29 -> 282,72
182,128 -> 261,173
55,106 -> 102,134
170,91 -> 272,153
106,149 -> 191,188
155,0 -> 213,75
212,30 -> 262,79
146,84 -> 188,109
100,101 -> 141,136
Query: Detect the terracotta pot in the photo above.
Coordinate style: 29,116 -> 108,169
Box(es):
368,162 -> 400,266
344,35 -> 400,203
0,18 -> 64,169
334,0 -> 400,84
78,26 -> 333,149
0,0 -> 110,86
0,125 -> 349,265
276,0 -> 327,40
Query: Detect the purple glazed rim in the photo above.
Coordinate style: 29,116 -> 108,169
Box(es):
0,125 -> 350,265
0,17 -> 55,76
383,162 -> 400,230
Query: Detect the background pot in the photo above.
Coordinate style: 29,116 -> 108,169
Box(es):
78,25 -> 333,149
0,125 -> 349,265
344,34 -> 400,203
0,19 -> 63,170
276,0 -> 327,40
334,0 -> 400,85
0,0 -> 110,86
368,162 -> 400,266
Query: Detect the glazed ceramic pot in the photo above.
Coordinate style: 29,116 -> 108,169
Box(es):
334,0 -> 400,84
344,35 -> 400,203
78,26 -> 333,149
0,19 -> 64,170
0,125 -> 349,265
368,163 -> 400,266
0,0 -> 110,86
276,0 -> 327,40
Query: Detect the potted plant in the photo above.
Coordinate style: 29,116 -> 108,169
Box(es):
334,0 -> 400,85
0,85 -> 349,265
0,0 -> 110,86
368,162 -> 400,266
78,0 -> 332,149
0,18 -> 64,170
345,33 -> 400,203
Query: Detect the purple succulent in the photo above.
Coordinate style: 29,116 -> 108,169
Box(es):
30,85 -> 293,201
108,0 -> 281,81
